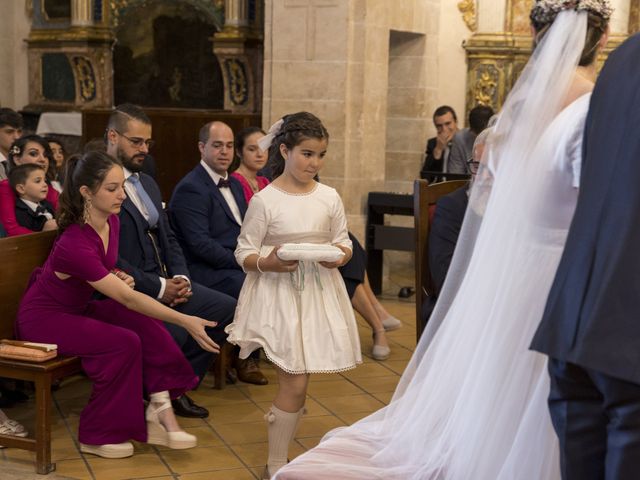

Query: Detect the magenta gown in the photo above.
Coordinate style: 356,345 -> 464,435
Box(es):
16,214 -> 198,445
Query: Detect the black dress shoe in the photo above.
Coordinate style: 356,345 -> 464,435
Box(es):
171,394 -> 209,419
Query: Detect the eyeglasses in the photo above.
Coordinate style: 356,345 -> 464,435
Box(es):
114,129 -> 155,149
466,159 -> 480,175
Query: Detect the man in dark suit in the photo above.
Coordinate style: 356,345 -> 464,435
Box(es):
170,121 -> 267,386
531,34 -> 640,480
106,104 -> 237,418
420,105 -> 459,183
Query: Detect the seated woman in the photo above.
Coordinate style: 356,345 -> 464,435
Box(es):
231,126 -> 269,204
340,234 -> 402,360
16,151 -> 219,459
44,136 -> 65,193
0,135 -> 60,236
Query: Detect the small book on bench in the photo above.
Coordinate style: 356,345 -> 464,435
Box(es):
0,339 -> 58,362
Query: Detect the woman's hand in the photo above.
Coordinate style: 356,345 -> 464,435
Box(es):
184,316 -> 220,353
259,246 -> 299,273
319,245 -> 351,269
112,269 -> 135,289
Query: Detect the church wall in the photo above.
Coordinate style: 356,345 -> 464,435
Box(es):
0,0 -> 31,111
263,0 -> 470,233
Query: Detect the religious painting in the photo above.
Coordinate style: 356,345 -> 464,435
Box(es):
113,1 -> 225,109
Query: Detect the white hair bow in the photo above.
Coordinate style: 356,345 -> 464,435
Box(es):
258,118 -> 284,151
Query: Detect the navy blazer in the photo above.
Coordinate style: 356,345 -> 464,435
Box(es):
14,198 -> 55,233
117,172 -> 190,298
169,163 -> 248,271
428,186 -> 468,293
531,33 -> 640,384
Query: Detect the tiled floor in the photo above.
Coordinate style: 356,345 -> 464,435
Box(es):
1,295 -> 415,479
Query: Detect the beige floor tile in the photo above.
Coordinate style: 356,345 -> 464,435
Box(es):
190,387 -> 253,407
161,445 -> 243,473
207,402 -> 267,426
214,421 -> 268,445
296,415 -> 345,438
153,425 -> 223,451
316,393 -> 385,415
87,453 -> 171,480
236,384 -> 280,402
371,391 -> 395,404
181,468 -> 257,480
341,361 -> 397,379
295,436 -> 323,451
230,441 -> 303,468
336,411 -> 373,425
306,380 -> 363,398
350,375 -> 401,394
54,458 -> 94,479
390,334 -> 417,350
51,436 -> 82,462
382,359 -> 411,375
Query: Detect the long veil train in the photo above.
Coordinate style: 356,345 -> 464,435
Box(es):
275,10 -> 590,480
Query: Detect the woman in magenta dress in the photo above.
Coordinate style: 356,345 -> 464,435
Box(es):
230,127 -> 269,204
17,151 -> 219,459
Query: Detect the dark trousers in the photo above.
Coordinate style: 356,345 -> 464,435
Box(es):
189,268 -> 259,361
164,281 -> 236,383
191,267 -> 245,300
548,358 -> 640,480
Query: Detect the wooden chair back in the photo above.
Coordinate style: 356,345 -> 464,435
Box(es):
0,231 -> 57,340
414,179 -> 468,339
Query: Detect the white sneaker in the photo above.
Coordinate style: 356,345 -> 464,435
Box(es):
382,316 -> 402,331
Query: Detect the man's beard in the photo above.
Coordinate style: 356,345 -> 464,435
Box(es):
117,148 -> 144,173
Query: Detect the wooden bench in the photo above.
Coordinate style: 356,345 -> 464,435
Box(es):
414,179 -> 468,339
0,230 -> 82,474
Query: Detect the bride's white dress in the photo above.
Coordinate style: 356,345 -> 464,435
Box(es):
275,10 -> 592,479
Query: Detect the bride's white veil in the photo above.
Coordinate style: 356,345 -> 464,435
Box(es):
275,9 -> 590,480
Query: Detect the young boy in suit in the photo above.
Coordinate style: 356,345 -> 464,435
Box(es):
9,164 -> 57,234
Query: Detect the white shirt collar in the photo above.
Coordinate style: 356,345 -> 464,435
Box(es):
21,198 -> 41,212
0,151 -> 6,163
200,160 -> 228,185
123,167 -> 135,181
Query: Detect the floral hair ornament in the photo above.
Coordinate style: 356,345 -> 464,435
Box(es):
258,118 -> 284,152
9,145 -> 21,157
530,0 -> 613,25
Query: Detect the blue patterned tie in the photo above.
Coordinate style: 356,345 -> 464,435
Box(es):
128,175 -> 159,228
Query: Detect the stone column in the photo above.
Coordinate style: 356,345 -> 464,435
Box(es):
71,0 -> 93,27
224,0 -> 249,30
610,0 -> 631,35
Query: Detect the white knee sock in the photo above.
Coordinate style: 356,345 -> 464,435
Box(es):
265,405 -> 304,476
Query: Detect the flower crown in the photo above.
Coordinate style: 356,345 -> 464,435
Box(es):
9,145 -> 21,156
530,0 -> 613,26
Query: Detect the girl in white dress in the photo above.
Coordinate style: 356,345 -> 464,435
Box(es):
273,2 -> 612,479
225,112 -> 362,479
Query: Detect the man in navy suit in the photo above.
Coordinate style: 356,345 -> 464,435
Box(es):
106,104 -> 237,417
531,34 -> 640,479
170,121 -> 267,385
